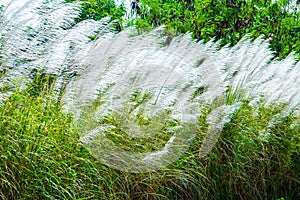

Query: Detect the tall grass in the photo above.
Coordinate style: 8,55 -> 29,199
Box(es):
0,1 -> 299,199
0,75 -> 299,199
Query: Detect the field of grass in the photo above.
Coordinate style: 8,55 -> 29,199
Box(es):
0,75 -> 299,199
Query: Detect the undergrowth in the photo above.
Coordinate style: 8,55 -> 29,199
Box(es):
0,75 -> 299,199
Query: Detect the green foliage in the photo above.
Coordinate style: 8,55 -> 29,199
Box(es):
137,0 -> 300,59
67,0 -> 126,23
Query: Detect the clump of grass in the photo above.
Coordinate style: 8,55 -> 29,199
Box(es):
0,75 -> 80,198
189,101 -> 300,199
100,110 -> 180,153
0,75 -> 195,199
0,75 -> 299,199
78,89 -> 183,153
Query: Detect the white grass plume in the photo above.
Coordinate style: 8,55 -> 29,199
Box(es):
0,0 -> 299,172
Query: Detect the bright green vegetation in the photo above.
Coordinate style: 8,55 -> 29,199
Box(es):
66,0 -> 126,23
136,0 -> 300,59
0,75 -> 299,199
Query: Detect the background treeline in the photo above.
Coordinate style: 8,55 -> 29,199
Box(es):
137,0 -> 300,59
66,0 -> 126,21
71,0 -> 300,59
